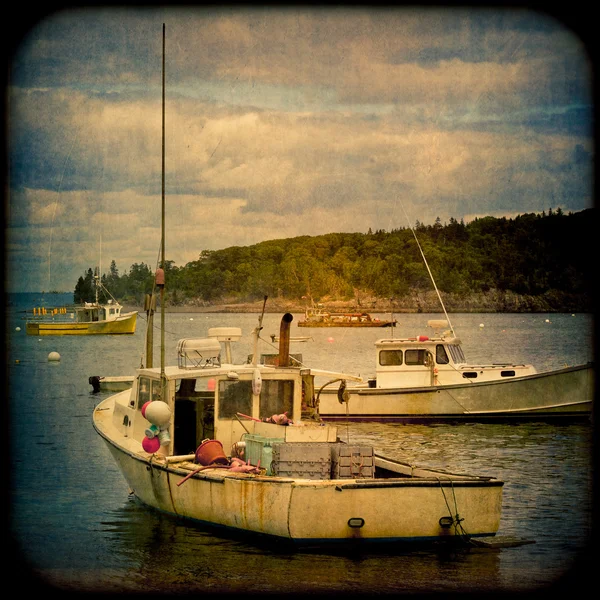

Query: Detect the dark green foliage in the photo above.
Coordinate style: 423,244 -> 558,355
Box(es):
73,268 -> 95,303
74,209 -> 594,311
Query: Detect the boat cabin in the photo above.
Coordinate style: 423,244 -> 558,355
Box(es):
372,320 -> 537,388
76,300 -> 123,323
113,327 -> 341,459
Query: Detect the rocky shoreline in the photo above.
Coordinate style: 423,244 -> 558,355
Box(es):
124,289 -> 592,314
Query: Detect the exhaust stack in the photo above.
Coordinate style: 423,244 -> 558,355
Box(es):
278,313 -> 294,367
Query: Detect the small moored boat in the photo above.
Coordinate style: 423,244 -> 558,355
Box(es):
25,275 -> 137,336
298,306 -> 397,328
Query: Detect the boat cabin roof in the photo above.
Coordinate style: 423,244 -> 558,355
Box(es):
375,335 -> 462,347
135,363 -> 363,383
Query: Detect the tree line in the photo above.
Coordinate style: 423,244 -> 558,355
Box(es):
74,208 -> 594,312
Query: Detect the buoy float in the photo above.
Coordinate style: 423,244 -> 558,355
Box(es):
48,351 -> 61,361
327,337 -> 334,343
144,424 -> 160,439
145,401 -> 172,427
141,401 -> 152,418
479,323 -> 484,328
142,436 -> 161,453
15,327 -> 21,332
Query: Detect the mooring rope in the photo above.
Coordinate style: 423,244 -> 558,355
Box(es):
436,477 -> 475,544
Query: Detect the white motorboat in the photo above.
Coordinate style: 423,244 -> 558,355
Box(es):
316,319 -> 594,422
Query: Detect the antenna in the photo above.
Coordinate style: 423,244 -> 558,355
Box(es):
400,203 -> 455,336
251,296 -> 268,366
160,23 -> 166,394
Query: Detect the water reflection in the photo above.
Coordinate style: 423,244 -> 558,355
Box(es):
93,498 -> 507,594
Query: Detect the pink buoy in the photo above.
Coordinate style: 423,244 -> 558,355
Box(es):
327,337 -> 334,343
142,435 -> 161,453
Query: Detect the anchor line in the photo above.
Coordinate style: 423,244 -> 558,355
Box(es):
345,390 -> 350,444
436,478 -> 473,543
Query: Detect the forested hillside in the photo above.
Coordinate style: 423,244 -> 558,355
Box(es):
74,208 -> 595,312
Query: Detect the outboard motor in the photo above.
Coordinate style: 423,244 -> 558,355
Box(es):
89,375 -> 101,394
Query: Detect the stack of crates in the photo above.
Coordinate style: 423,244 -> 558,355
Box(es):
330,443 -> 374,479
243,433 -> 285,475
271,442 -> 331,479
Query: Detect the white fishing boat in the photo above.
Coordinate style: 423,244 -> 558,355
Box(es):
93,313 -> 505,546
316,318 -> 594,422
92,25 -> 505,548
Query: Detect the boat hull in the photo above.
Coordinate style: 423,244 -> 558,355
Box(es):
93,397 -> 503,545
318,364 -> 594,422
98,440 -> 503,545
26,312 -> 137,335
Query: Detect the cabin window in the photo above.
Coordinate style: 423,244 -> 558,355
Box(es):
379,350 -> 403,366
447,344 -> 466,363
405,349 -> 428,366
137,377 -> 162,409
435,345 -> 449,364
462,372 -> 478,379
218,380 -> 252,419
177,378 -> 200,397
260,380 -> 294,418
501,370 -> 516,377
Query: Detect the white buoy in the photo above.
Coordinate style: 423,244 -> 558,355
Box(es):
48,351 -> 61,362
145,401 -> 171,427
479,323 -> 484,328
15,326 -> 21,332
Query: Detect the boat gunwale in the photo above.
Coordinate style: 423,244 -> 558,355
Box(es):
336,362 -> 594,396
93,396 -> 503,487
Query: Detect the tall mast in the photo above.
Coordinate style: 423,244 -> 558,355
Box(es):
160,23 -> 166,386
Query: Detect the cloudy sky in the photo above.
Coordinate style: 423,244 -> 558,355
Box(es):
5,5 -> 594,293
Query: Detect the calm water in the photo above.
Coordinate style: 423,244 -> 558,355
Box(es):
6,295 -> 596,594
